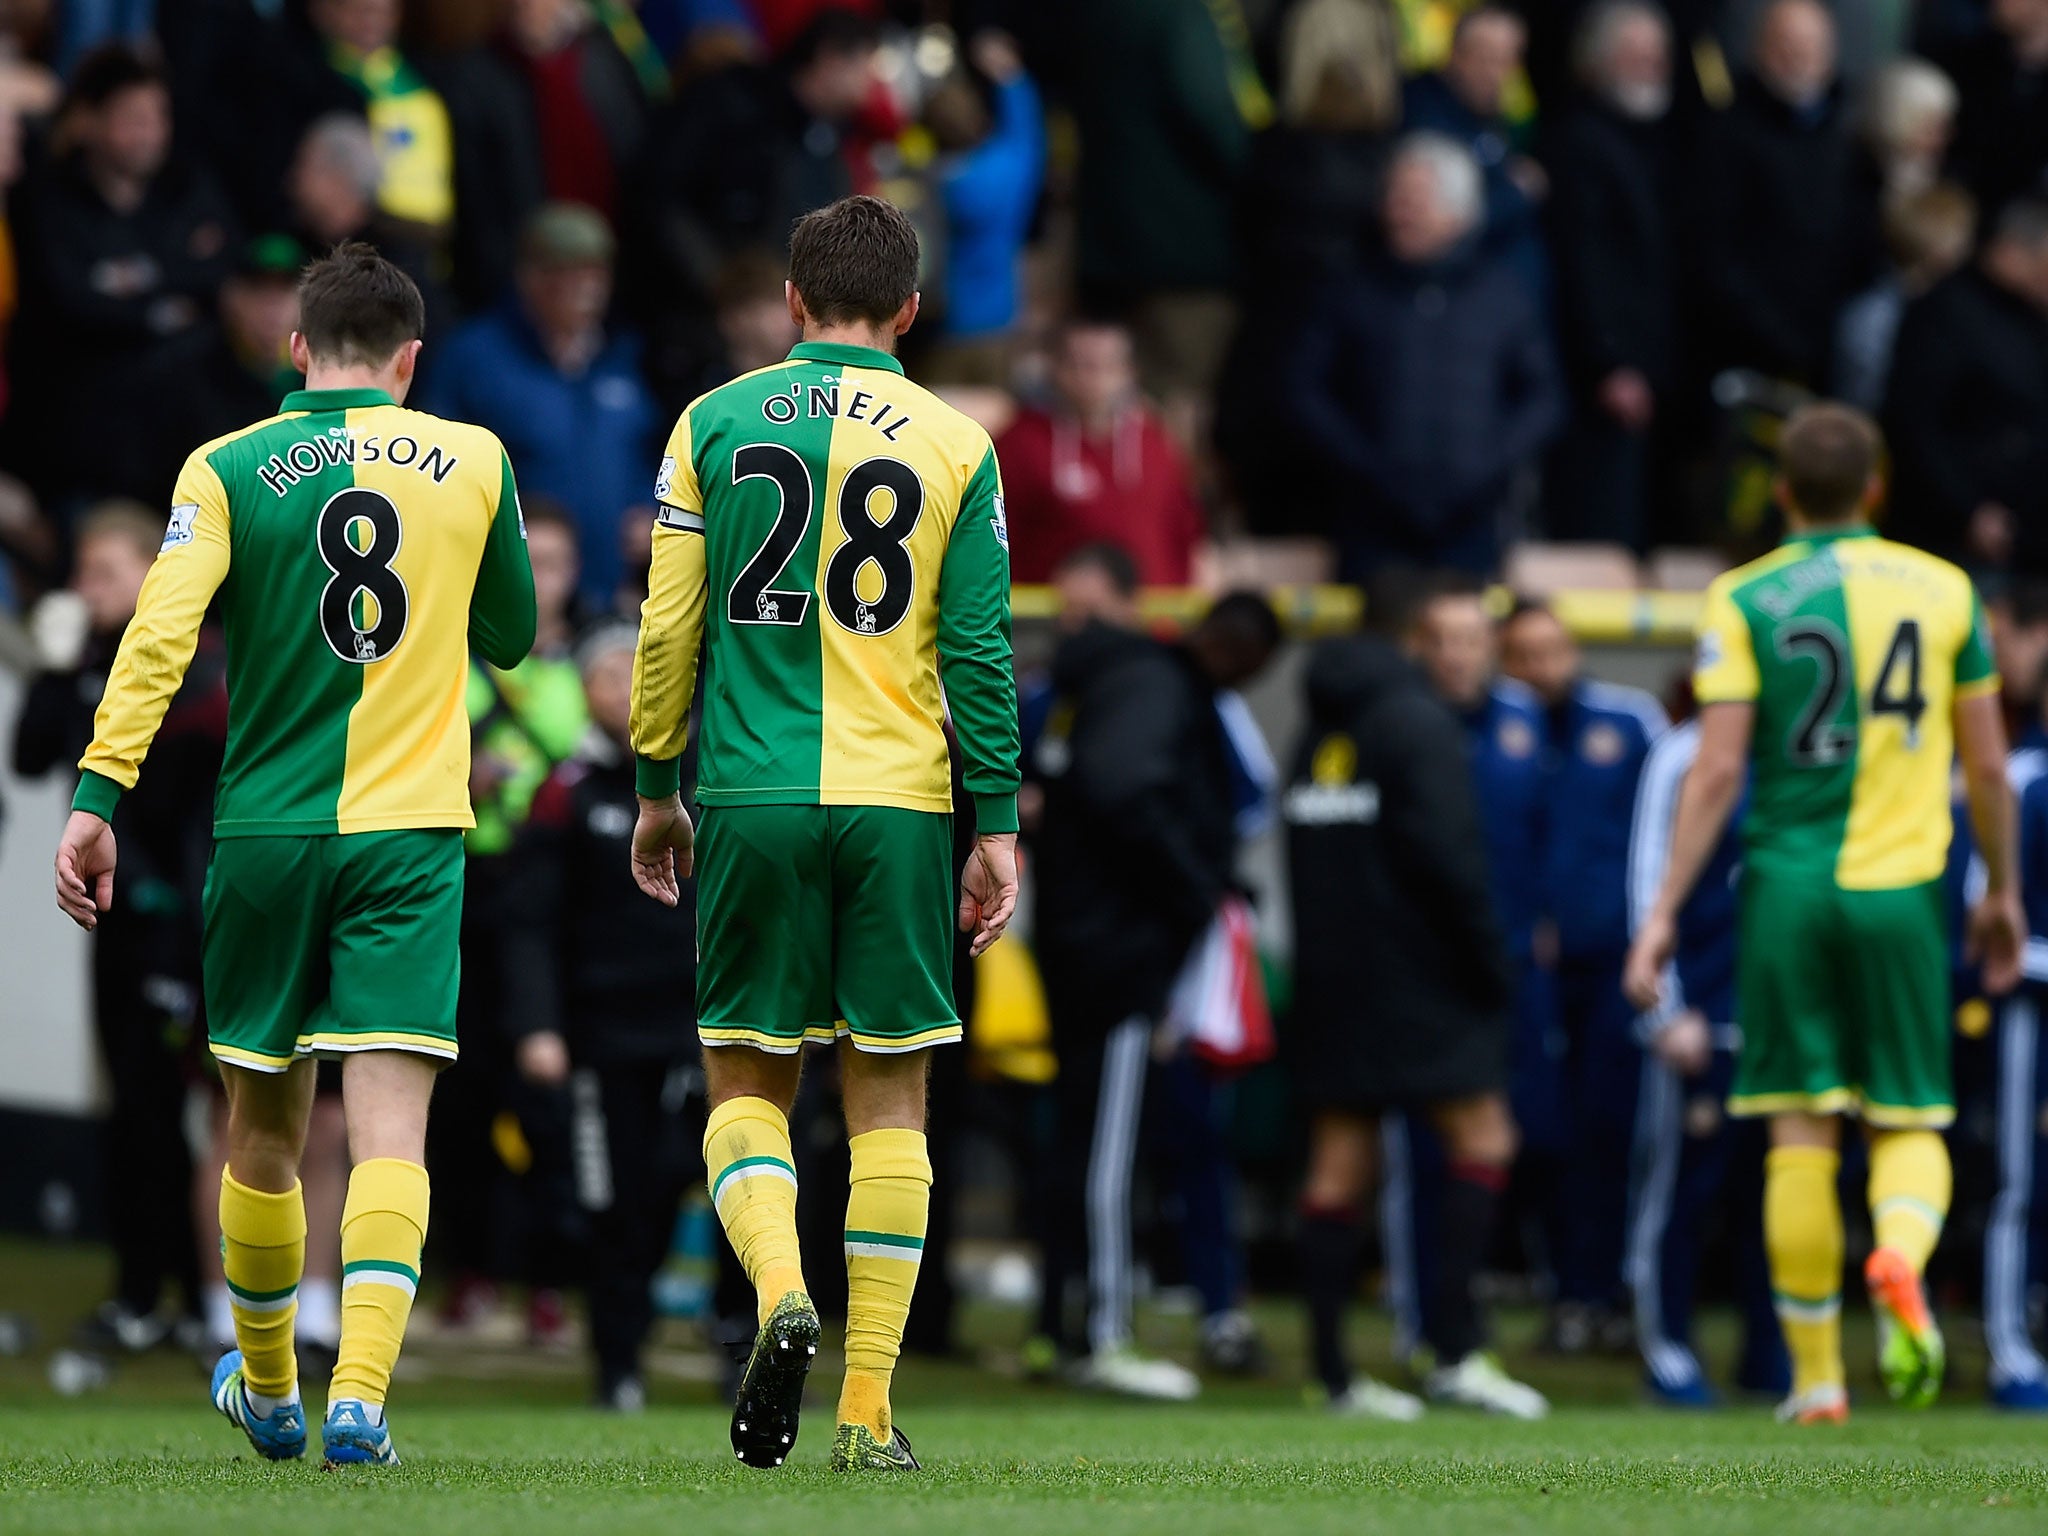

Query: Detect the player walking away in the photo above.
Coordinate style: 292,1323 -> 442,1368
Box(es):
628,195 -> 1019,1473
53,244 -> 538,1465
1626,403 -> 2025,1424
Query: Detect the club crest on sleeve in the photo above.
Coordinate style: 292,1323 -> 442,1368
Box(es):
162,504 -> 198,551
655,455 -> 677,502
515,492 -> 528,540
992,493 -> 1008,550
1697,630 -> 1724,671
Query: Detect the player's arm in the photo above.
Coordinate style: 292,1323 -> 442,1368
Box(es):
938,443 -> 1023,954
628,417 -> 709,906
1624,580 -> 1756,1009
58,456 -> 232,929
1957,589 -> 2024,993
469,451 -> 539,669
1625,733 -> 1713,1074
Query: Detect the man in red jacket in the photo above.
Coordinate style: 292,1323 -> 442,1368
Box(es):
998,320 -> 1207,587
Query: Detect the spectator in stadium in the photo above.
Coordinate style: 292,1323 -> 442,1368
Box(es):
1031,590 -> 1280,1399
1934,0 -> 2048,220
1544,0 -> 1677,551
1502,597 -> 1668,1353
286,115 -> 444,322
12,502 -> 224,1356
1219,0 -> 1401,539
921,30 -> 1044,387
112,233 -> 303,505
1402,2 -> 1548,305
1857,57 -> 1958,208
502,622 -> 700,1412
1281,133 -> 1563,581
1624,707 -> 1790,1407
5,43 -> 234,511
423,203 -> 658,605
998,319 -> 1206,588
626,9 -> 875,317
490,0 -> 650,227
1066,0 -> 1257,427
1989,581 -> 2048,749
1883,197 -> 2048,573
1286,587 -> 1547,1421
1832,182 -> 1976,413
1692,0 -> 1868,387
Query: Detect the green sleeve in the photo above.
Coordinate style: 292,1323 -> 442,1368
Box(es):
937,444 -> 1021,834
1957,586 -> 1996,690
469,453 -> 538,669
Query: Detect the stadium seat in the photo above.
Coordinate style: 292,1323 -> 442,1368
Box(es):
1503,541 -> 1639,596
1645,547 -> 1731,592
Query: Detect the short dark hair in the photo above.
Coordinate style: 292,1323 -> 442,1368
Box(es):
1056,541 -> 1140,598
787,195 -> 920,329
1200,589 -> 1283,658
519,495 -> 578,539
1778,402 -> 1880,522
297,242 -> 425,368
783,7 -> 880,70
65,41 -> 166,112
1502,593 -> 1557,626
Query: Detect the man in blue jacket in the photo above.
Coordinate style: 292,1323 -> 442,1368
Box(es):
1502,598 -> 1666,1351
422,202 -> 658,607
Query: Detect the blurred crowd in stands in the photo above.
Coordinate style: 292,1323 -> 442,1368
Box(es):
7,0 -> 2048,1416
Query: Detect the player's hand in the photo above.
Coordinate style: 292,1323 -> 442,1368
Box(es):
1652,1009 -> 1712,1078
630,794 -> 694,907
1968,888 -> 2027,997
516,1030 -> 570,1086
959,832 -> 1020,958
1623,909 -> 1677,1011
55,810 -> 117,931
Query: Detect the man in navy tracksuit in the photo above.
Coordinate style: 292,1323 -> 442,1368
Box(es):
1384,575 -> 1550,1360
1503,600 -> 1666,1347
1624,717 -> 1787,1405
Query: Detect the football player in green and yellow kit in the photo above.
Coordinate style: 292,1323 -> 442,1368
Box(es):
54,245 -> 536,1466
628,196 -> 1020,1473
1626,404 -> 2025,1423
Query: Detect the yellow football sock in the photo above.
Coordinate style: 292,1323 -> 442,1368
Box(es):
1867,1129 -> 1951,1273
705,1097 -> 806,1325
219,1171 -> 305,1402
331,1158 -> 428,1407
1765,1145 -> 1845,1396
839,1129 -> 931,1440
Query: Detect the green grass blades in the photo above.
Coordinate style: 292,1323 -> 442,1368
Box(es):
2,1403 -> 2045,1536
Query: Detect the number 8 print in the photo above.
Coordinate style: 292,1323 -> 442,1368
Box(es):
316,486 -> 411,663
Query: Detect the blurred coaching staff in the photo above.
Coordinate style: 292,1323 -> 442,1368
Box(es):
1286,599 -> 1548,1421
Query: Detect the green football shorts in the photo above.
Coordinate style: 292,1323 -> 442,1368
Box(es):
203,830 -> 465,1073
1730,870 -> 1953,1128
694,804 -> 961,1055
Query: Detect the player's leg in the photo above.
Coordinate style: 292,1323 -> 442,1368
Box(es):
1986,992 -> 2048,1407
1627,1052 -> 1704,1404
316,829 -> 463,1466
1731,873 -> 1851,1422
1301,1111 -> 1420,1419
1421,1091 -> 1546,1419
1847,880 -> 1955,1407
694,805 -> 834,1467
200,835 -> 330,1459
825,805 -> 964,1471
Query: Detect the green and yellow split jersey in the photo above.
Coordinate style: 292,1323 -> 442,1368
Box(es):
630,341 -> 1020,830
1693,528 -> 1996,890
76,387 -> 538,834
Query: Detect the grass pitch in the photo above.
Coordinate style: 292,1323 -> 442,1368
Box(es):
2,1402 -> 2045,1536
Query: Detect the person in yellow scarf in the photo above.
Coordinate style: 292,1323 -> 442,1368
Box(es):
311,0 -> 456,231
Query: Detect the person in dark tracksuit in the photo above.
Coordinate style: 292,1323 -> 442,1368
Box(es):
501,624 -> 701,1409
1624,717 -> 1788,1406
1503,598 -> 1667,1348
13,504 -> 222,1354
1288,628 -> 1549,1420
1387,573 -> 1551,1363
1031,592 -> 1279,1400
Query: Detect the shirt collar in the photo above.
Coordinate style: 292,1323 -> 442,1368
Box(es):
787,341 -> 905,376
281,387 -> 395,413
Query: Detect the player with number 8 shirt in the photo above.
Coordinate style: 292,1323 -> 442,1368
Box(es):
628,195 -> 1019,1475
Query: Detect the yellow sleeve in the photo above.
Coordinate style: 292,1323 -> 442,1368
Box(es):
628,520 -> 708,797
73,455 -> 232,819
653,409 -> 705,530
1692,577 -> 1759,705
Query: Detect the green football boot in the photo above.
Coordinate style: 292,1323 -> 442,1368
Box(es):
830,1422 -> 920,1472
